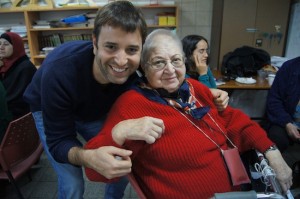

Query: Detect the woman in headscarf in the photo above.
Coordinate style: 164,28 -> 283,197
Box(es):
0,32 -> 36,119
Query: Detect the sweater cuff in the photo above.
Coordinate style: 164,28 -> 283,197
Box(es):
198,74 -> 209,81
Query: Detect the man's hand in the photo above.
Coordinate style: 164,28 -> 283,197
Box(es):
69,146 -> 133,179
112,116 -> 165,145
286,122 -> 300,141
265,149 -> 293,193
210,88 -> 229,111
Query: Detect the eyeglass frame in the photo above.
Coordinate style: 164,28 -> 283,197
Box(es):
196,48 -> 210,55
146,54 -> 186,71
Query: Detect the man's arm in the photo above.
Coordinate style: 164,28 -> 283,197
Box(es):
68,146 -> 132,179
71,116 -> 164,179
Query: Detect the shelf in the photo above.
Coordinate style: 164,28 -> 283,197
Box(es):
29,25 -> 176,31
30,27 -> 93,31
0,5 -> 177,12
33,55 -> 46,58
1,4 -> 178,66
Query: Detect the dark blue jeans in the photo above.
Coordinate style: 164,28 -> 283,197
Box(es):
32,111 -> 128,199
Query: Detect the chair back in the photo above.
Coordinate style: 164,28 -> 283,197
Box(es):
0,112 -> 41,171
128,173 -> 147,199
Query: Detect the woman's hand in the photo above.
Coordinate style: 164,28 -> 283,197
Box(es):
193,53 -> 208,75
265,149 -> 293,193
112,116 -> 165,145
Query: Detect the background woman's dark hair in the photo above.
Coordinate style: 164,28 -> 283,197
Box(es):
93,1 -> 147,45
181,35 -> 209,79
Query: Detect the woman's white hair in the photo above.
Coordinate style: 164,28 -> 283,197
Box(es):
141,29 -> 184,69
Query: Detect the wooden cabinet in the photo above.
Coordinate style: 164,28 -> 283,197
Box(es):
0,5 -> 178,67
211,0 -> 290,69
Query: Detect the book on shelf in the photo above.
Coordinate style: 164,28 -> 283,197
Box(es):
70,23 -> 89,28
38,33 -> 92,49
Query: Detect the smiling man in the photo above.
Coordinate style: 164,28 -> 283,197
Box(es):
24,1 -> 147,198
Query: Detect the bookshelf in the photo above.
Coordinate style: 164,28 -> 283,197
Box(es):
0,5 -> 179,67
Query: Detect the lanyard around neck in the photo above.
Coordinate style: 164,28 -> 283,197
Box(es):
171,106 -> 237,153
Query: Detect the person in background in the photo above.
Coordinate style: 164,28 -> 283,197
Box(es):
0,32 -> 36,119
24,2 -> 229,199
0,81 -> 12,142
84,29 -> 292,199
266,56 -> 300,152
182,34 -> 217,88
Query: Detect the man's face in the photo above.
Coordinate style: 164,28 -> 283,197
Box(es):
0,38 -> 13,59
93,25 -> 142,84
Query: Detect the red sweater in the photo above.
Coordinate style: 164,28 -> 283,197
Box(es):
85,79 -> 273,199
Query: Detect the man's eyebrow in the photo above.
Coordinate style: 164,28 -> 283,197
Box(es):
128,44 -> 140,49
103,41 -> 116,45
103,42 -> 140,49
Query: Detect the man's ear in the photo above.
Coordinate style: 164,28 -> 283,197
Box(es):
92,34 -> 97,49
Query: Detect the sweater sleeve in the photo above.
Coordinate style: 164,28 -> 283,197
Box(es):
219,106 -> 273,153
6,59 -> 36,118
207,68 -> 217,88
190,79 -> 273,153
198,68 -> 217,88
266,64 -> 294,127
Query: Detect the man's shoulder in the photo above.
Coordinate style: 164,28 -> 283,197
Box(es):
43,41 -> 93,64
282,57 -> 300,69
40,41 -> 93,72
278,56 -> 300,77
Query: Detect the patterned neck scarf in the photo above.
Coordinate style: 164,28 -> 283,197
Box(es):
133,79 -> 210,119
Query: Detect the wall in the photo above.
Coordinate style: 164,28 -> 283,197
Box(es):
285,0 -> 300,59
175,0 -> 213,42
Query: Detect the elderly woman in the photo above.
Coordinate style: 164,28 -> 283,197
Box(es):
85,29 -> 292,199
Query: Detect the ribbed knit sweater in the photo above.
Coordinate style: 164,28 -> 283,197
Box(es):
85,78 -> 273,199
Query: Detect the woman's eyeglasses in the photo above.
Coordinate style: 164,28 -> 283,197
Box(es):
198,48 -> 210,54
147,54 -> 185,71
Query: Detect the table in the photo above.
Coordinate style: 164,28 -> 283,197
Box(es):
212,70 -> 271,90
212,70 -> 271,120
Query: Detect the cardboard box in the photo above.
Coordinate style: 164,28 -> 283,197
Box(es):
158,16 -> 168,26
167,15 -> 176,25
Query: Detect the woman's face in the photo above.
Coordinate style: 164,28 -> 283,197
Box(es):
0,38 -> 13,59
144,38 -> 186,93
192,40 -> 209,65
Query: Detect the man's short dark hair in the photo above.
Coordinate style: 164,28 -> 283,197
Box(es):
93,1 -> 147,45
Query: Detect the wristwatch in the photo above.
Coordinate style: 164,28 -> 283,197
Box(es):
264,145 -> 278,155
